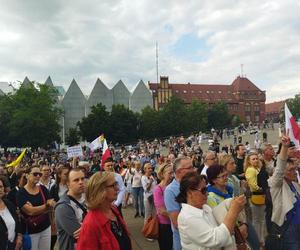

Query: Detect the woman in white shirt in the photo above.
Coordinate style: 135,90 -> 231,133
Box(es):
130,161 -> 144,217
0,176 -> 22,250
141,163 -> 157,224
176,172 -> 246,250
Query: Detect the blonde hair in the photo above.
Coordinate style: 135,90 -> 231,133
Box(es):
157,163 -> 172,180
86,171 -> 115,210
243,152 -> 259,172
219,154 -> 234,169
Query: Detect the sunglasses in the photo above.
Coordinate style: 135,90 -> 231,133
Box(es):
32,172 -> 42,177
192,187 -> 207,195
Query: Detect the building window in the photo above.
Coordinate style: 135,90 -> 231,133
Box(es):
246,115 -> 251,122
245,103 -> 251,112
206,90 -> 210,94
255,115 -> 260,122
175,90 -> 179,93
254,104 -> 260,111
218,91 -> 222,94
199,90 -> 202,93
183,90 -> 187,93
191,90 -> 194,93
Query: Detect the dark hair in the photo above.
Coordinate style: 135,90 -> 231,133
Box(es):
104,157 -> 113,164
235,144 -> 244,152
0,176 -> 7,188
175,172 -> 205,204
206,164 -> 225,185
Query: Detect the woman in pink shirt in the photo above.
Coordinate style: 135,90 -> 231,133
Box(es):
153,163 -> 174,250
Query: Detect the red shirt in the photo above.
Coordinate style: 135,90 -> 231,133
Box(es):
76,206 -> 132,250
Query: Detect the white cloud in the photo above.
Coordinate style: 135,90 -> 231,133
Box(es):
0,0 -> 299,102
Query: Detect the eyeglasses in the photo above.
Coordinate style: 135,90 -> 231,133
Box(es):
106,182 -> 119,189
192,187 -> 207,195
32,172 -> 42,177
207,157 -> 216,161
216,174 -> 228,179
180,166 -> 194,171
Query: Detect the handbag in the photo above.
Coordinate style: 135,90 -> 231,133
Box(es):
141,215 -> 159,239
234,226 -> 250,250
147,194 -> 154,204
22,233 -> 32,250
251,192 -> 265,205
25,186 -> 48,231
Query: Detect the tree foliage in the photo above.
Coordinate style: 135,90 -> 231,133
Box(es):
77,103 -> 110,142
287,93 -> 300,119
208,102 -> 231,129
65,128 -> 80,146
0,83 -> 62,148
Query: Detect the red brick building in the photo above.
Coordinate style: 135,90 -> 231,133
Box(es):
148,76 -> 266,123
265,100 -> 285,122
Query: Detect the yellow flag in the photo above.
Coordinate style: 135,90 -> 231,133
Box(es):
7,148 -> 27,168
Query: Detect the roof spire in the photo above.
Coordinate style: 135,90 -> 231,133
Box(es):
240,64 -> 244,77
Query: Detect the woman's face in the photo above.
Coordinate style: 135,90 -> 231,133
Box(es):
0,180 -> 5,199
213,170 -> 228,188
28,167 -> 42,185
163,166 -> 173,184
249,154 -> 259,167
144,165 -> 152,176
226,159 -> 236,174
105,176 -> 119,203
188,180 -> 208,209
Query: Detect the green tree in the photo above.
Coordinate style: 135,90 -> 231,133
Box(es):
108,104 -> 138,144
138,106 -> 160,139
65,127 -> 80,146
186,99 -> 208,133
159,96 -> 188,136
77,103 -> 110,141
208,102 -> 231,129
287,93 -> 300,119
0,83 -> 62,148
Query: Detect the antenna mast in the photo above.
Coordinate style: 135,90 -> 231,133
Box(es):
156,42 -> 159,83
240,64 -> 244,77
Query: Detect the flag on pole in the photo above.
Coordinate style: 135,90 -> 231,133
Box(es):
89,134 -> 104,151
101,137 -> 111,168
285,103 -> 300,150
7,148 -> 27,168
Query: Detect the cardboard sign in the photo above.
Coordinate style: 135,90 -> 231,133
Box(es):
67,145 -> 83,159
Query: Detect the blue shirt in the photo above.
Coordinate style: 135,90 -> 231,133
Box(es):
287,184 -> 300,225
164,178 -> 181,250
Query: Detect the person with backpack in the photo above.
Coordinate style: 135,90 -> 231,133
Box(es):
55,168 -> 87,250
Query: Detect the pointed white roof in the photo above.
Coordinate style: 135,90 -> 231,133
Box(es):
130,80 -> 153,113
22,76 -> 33,88
112,80 -> 130,107
45,76 -> 54,86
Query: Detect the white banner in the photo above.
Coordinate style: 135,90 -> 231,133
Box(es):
67,145 -> 83,159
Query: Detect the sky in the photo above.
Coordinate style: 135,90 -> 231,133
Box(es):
0,0 -> 300,102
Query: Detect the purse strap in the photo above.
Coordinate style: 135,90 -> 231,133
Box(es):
39,186 -> 46,204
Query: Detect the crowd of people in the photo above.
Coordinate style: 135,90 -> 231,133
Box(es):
0,127 -> 299,250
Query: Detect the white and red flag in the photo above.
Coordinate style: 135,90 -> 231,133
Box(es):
285,103 -> 300,150
100,136 -> 111,168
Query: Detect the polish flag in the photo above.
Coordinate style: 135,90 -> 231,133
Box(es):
285,103 -> 300,150
101,138 -> 111,168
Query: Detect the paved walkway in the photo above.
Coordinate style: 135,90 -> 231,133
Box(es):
123,206 -> 160,250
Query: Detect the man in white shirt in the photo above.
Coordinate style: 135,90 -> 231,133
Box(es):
200,151 -> 217,176
103,158 -> 126,216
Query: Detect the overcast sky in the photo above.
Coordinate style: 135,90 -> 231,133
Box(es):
0,0 -> 300,102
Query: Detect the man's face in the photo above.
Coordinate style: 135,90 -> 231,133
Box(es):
205,153 -> 217,167
238,146 -> 246,157
264,146 -> 275,160
68,170 -> 85,195
41,165 -> 51,178
178,159 -> 194,177
284,162 -> 298,183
